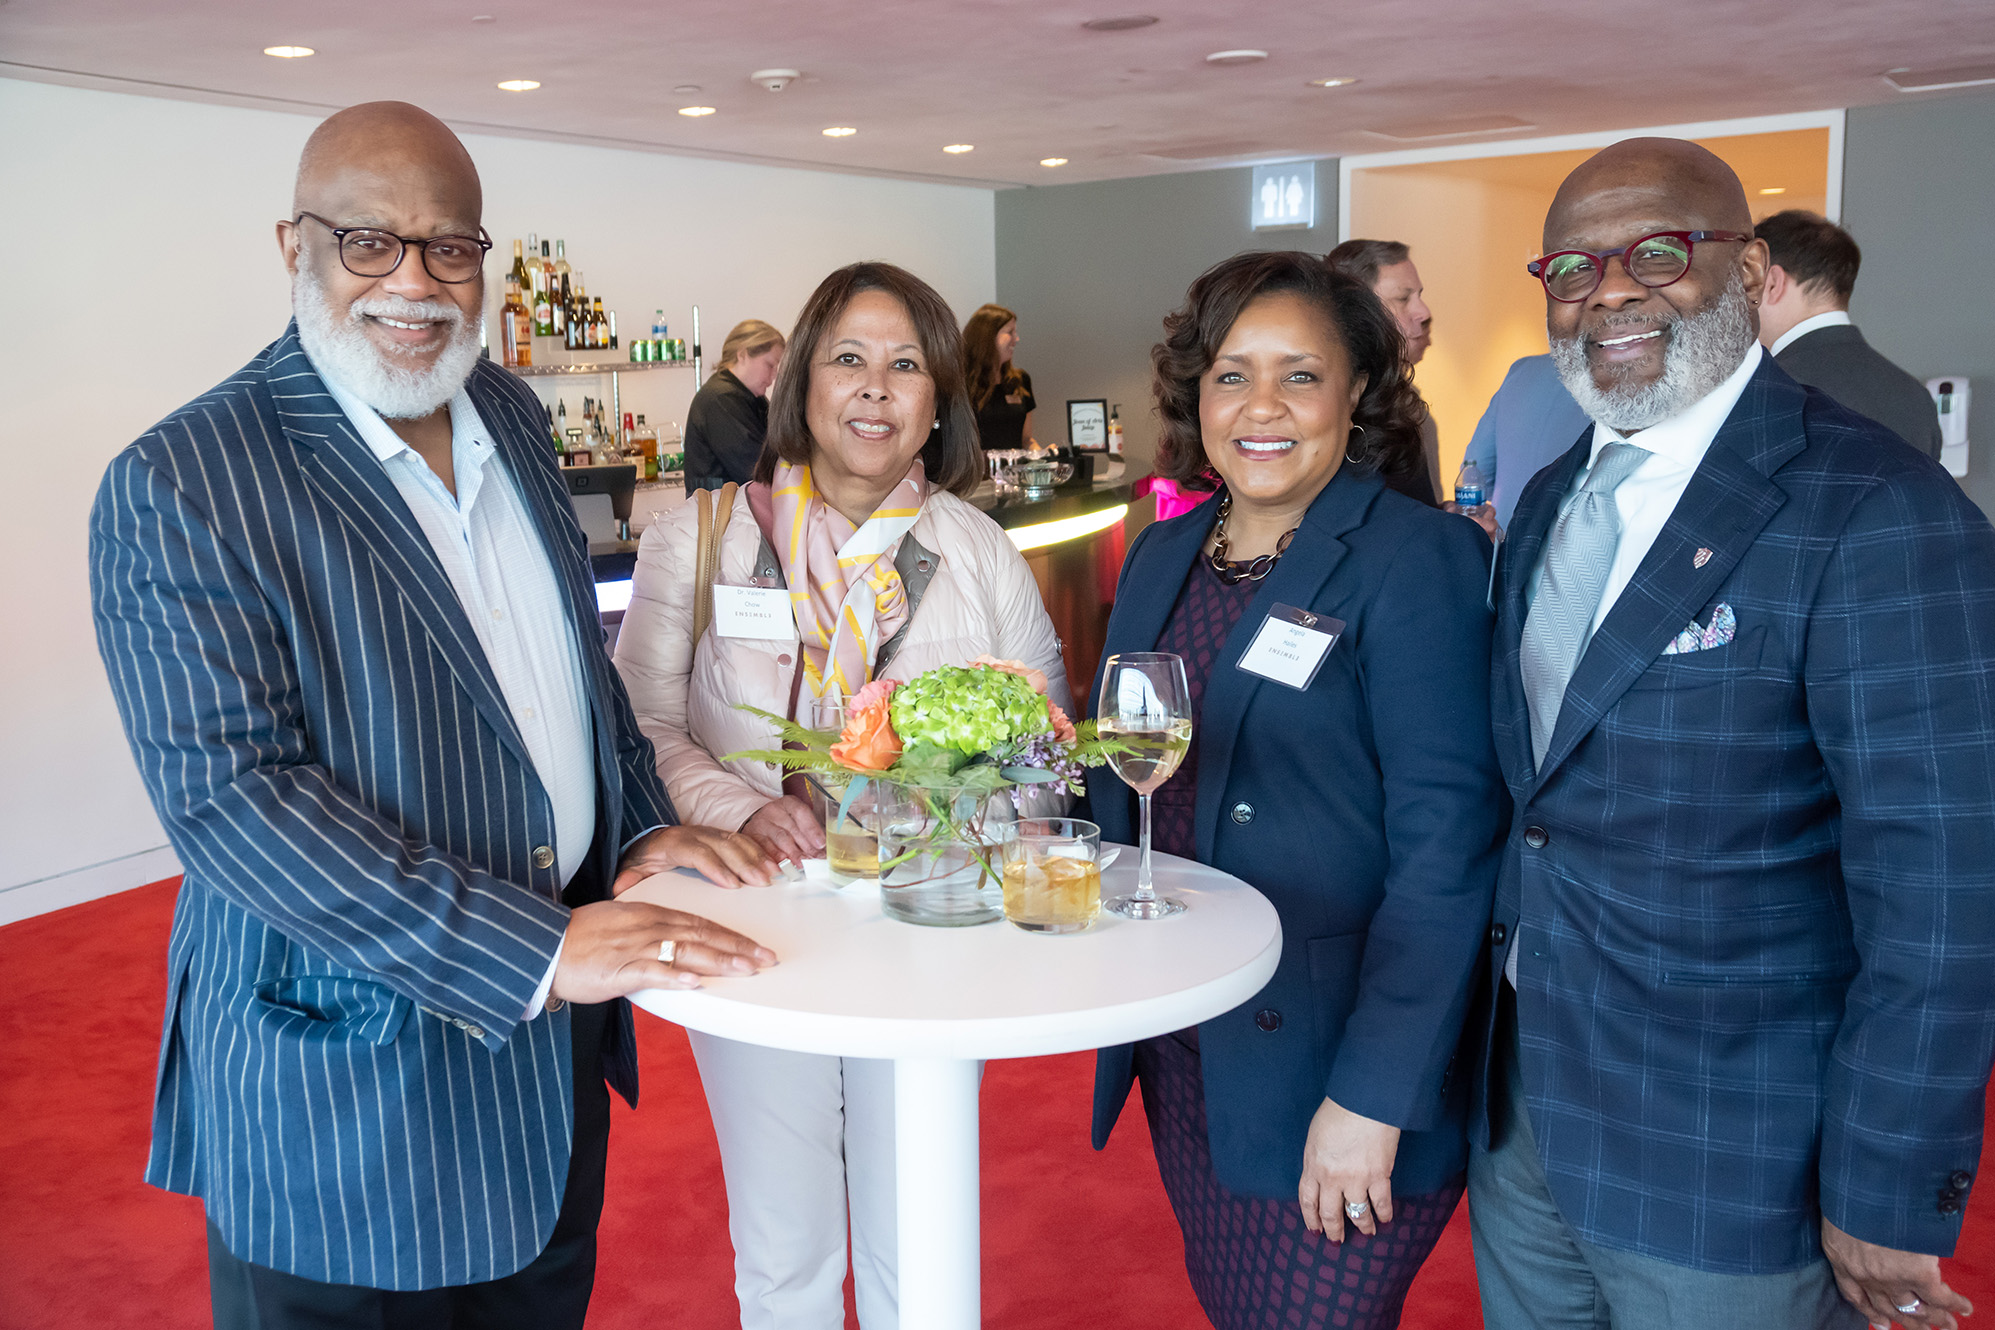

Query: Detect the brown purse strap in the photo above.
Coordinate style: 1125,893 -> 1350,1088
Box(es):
691,482 -> 738,642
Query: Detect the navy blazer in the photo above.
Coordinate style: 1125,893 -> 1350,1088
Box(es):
1089,467 -> 1505,1198
1480,354 -> 1995,1273
89,326 -> 674,1289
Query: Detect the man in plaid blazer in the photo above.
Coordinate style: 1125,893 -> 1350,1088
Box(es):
90,103 -> 778,1327
1470,137 -> 1995,1330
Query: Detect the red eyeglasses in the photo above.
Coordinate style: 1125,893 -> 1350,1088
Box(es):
1527,230 -> 1751,302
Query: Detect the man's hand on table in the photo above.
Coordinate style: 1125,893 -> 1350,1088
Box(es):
551,900 -> 778,1001
611,824 -> 778,896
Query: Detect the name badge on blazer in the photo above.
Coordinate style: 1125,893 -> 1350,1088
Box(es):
1236,603 -> 1344,690
712,584 -> 797,640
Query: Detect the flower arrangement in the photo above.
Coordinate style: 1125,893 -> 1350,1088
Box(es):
728,655 -> 1116,807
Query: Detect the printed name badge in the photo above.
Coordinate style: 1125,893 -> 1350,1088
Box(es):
712,584 -> 797,640
1236,603 -> 1344,690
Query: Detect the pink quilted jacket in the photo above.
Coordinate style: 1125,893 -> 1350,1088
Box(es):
612,487 -> 1071,833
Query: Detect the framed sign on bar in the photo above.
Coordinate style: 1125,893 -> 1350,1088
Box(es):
1067,399 -> 1109,452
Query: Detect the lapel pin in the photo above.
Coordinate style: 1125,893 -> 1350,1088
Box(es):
1693,547 -> 1713,569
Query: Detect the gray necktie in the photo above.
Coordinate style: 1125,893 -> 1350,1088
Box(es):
1519,441 -> 1651,767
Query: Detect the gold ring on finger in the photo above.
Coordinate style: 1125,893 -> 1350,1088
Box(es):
658,939 -> 678,966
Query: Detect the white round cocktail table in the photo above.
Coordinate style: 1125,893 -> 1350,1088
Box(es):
622,850 -> 1281,1329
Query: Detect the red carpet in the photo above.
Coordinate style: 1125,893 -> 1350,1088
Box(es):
2,880 -> 1977,1328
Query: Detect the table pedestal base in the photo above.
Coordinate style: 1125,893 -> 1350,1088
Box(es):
894,1056 -> 981,1328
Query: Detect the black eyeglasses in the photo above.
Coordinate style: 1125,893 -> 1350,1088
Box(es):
1527,230 -> 1752,303
294,212 -> 493,284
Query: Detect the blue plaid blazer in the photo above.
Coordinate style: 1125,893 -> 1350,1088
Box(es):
89,326 -> 674,1290
1478,354 -> 1995,1273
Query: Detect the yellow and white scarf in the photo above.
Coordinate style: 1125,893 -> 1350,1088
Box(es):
771,459 -> 929,699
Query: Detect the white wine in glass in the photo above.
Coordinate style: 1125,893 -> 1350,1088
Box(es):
1097,652 -> 1192,918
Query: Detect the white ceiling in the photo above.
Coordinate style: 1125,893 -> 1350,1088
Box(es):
3,0 -> 1990,188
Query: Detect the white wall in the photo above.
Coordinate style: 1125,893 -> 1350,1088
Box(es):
0,77 -> 995,922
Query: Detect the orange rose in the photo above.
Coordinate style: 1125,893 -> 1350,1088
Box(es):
969,653 -> 1050,696
831,681 -> 903,771
1045,702 -> 1078,746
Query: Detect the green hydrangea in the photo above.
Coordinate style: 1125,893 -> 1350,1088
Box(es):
890,665 -> 1051,756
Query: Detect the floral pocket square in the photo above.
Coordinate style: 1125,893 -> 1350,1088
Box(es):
1661,603 -> 1736,655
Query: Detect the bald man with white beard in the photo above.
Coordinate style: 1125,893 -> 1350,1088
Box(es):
1471,137 -> 1995,1330
90,102 -> 780,1328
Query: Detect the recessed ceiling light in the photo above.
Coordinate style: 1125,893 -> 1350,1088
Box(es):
263,45 -> 315,58
1040,157 -> 1069,167
678,105 -> 716,117
822,126 -> 857,138
1759,186 -> 1786,195
1081,14 -> 1158,30
1205,49 -> 1268,66
470,14 -> 495,22
673,84 -> 702,95
943,144 -> 974,154
496,79 -> 540,92
1308,77 -> 1358,88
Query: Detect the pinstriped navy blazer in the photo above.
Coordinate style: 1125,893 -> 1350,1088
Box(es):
88,325 -> 674,1290
1478,354 -> 1995,1274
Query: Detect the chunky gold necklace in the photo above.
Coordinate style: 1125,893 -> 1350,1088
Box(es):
1206,495 -> 1298,585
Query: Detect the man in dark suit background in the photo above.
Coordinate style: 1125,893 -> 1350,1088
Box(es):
1756,208 -> 1943,459
1471,138 -> 1995,1330
91,102 -> 780,1328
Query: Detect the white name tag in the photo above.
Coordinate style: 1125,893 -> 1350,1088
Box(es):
712,584 -> 797,640
1236,603 -> 1343,690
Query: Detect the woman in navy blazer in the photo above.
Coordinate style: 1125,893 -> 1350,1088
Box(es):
1088,253 -> 1505,1329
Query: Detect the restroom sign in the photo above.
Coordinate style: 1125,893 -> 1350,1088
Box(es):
1251,162 -> 1314,230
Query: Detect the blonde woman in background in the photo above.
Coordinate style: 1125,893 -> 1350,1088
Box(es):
684,317 -> 786,490
613,262 -> 1067,1328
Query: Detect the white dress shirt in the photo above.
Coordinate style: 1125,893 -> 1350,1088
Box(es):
321,373 -> 595,1016
1509,343 -> 1762,987
1770,309 -> 1851,357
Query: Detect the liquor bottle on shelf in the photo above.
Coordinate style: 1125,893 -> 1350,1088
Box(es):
591,298 -> 608,350
500,278 -> 531,367
566,428 -> 590,466
627,413 -> 658,481
1107,404 -> 1125,458
556,398 -> 569,443
533,241 -> 556,337
508,239 -> 531,295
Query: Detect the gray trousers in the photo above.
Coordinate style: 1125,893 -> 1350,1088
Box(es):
1467,993 -> 1864,1330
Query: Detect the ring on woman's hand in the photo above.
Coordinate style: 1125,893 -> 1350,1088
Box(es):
1895,1299 -> 1923,1315
658,939 -> 678,966
1344,1200 -> 1370,1221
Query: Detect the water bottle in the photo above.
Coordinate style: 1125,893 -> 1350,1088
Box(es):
1454,458 -> 1487,509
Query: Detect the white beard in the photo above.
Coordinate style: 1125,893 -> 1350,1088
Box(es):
1550,269 -> 1756,433
293,263 -> 483,419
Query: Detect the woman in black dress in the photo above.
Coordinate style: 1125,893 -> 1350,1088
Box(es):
963,302 -> 1038,452
684,318 -> 785,490
1086,251 -> 1504,1330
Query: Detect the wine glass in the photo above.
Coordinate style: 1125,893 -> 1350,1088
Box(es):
1096,652 -> 1192,919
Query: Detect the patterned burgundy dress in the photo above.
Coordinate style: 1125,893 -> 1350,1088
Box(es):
1135,555 -> 1464,1330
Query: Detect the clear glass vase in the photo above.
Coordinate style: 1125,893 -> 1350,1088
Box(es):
876,782 -> 1016,926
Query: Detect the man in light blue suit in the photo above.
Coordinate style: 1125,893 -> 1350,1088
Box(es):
90,102 -> 779,1328
1461,354 -> 1591,531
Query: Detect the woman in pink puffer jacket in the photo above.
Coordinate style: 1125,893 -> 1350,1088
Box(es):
612,262 -> 1066,1329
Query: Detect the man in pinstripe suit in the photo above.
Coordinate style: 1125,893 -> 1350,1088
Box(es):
90,102 -> 779,1327
1470,139 -> 1995,1330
